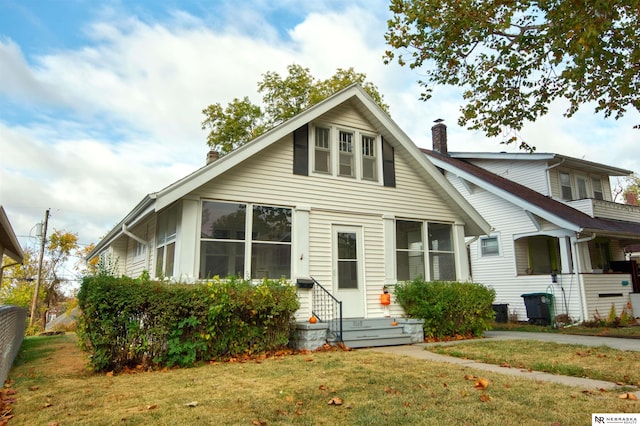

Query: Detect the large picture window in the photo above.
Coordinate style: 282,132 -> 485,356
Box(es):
396,220 -> 456,281
200,201 -> 292,279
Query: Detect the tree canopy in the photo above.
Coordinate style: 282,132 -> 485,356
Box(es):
201,64 -> 389,155
1,229 -> 83,330
384,0 -> 640,149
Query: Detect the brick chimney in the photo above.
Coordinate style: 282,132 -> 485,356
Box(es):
626,191 -> 639,206
431,119 -> 447,155
206,150 -> 219,165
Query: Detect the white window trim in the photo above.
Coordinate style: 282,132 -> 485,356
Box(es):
479,234 -> 502,258
310,122 -> 382,185
198,200 -> 294,281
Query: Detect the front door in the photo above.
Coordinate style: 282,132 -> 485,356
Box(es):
333,226 -> 365,318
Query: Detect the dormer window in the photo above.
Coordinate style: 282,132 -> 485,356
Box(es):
362,135 -> 377,181
314,126 -> 331,174
592,177 -> 604,200
338,130 -> 354,177
309,123 -> 383,184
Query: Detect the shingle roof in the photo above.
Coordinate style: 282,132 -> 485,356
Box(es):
422,149 -> 640,239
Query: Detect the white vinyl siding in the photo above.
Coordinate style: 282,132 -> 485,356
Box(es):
189,105 -> 466,319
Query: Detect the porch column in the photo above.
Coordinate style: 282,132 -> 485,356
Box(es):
559,236 -> 573,274
293,205 -> 310,279
453,223 -> 470,281
176,198 -> 199,282
382,214 -> 396,285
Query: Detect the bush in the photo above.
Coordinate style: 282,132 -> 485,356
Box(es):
77,275 -> 299,372
394,279 -> 495,339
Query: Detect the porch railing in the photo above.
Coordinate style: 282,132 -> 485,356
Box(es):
310,277 -> 343,343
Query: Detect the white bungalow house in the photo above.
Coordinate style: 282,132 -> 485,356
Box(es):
423,123 -> 640,324
87,85 -> 491,347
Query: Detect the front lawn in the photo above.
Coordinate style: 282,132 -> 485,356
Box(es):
492,321 -> 640,339
430,340 -> 640,385
4,333 -> 639,425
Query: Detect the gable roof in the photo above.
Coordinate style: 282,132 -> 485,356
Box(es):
0,206 -> 24,263
89,85 -> 491,258
423,149 -> 640,241
448,152 -> 632,176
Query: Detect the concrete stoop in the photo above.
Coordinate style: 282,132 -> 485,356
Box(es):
293,318 -> 424,351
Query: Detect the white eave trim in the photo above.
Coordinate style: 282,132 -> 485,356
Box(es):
428,155 -> 583,233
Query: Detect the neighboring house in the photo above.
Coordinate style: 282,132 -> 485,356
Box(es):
0,205 -> 25,283
87,84 -> 491,329
423,124 -> 640,323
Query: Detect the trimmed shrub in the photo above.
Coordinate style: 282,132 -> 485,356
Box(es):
394,279 -> 495,339
77,275 -> 299,372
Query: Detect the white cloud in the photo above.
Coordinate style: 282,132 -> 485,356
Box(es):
1,0 -> 639,260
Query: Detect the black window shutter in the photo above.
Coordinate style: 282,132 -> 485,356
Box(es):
293,124 -> 309,176
382,137 -> 396,187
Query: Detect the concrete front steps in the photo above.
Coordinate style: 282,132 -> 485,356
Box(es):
338,318 -> 418,349
293,317 -> 424,351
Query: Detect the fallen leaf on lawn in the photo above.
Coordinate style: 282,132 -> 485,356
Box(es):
29,386 -> 39,391
184,401 -> 198,407
304,358 -> 314,362
479,394 -> 491,402
327,397 -> 343,406
284,395 -> 294,402
105,371 -> 113,377
318,384 -> 327,391
4,390 -> 16,396
296,401 -> 304,406
251,419 -> 267,426
500,362 -> 511,368
344,403 -> 353,409
474,378 -> 489,390
464,375 -> 477,381
47,422 -> 58,426
146,404 -> 157,410
618,393 -> 638,400
43,402 -> 53,408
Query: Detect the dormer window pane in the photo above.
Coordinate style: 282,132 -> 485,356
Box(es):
314,127 -> 331,173
339,131 -> 354,177
362,135 -> 377,181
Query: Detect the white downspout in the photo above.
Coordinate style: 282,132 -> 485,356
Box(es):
571,232 -> 597,322
545,158 -> 565,198
122,224 -> 151,272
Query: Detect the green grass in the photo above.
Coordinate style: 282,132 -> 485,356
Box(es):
5,333 -> 640,425
430,340 -> 640,385
491,321 -> 640,338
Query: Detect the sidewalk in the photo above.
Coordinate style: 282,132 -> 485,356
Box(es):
367,331 -> 640,396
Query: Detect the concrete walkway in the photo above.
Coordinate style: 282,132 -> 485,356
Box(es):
367,331 -> 640,395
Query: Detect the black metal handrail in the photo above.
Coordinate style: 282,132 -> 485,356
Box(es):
310,277 -> 343,343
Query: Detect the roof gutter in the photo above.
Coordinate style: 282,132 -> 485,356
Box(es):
545,157 -> 565,198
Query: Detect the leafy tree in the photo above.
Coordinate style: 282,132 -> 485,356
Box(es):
1,230 -> 81,330
384,0 -> 640,149
202,64 -> 389,155
623,173 -> 640,204
1,249 -> 40,309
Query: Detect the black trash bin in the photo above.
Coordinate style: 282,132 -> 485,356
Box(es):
492,304 -> 509,323
521,293 -> 553,325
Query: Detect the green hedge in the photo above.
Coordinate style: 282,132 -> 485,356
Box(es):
394,279 -> 495,339
77,275 -> 299,372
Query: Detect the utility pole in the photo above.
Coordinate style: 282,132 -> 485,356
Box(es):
29,209 -> 49,328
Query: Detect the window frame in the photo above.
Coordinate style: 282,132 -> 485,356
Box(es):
395,219 -> 456,282
156,204 -> 178,278
199,200 -> 293,280
313,125 -> 332,174
479,235 -> 501,257
309,122 -> 381,184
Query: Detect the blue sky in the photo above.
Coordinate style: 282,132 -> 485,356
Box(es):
1,0 -> 639,281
